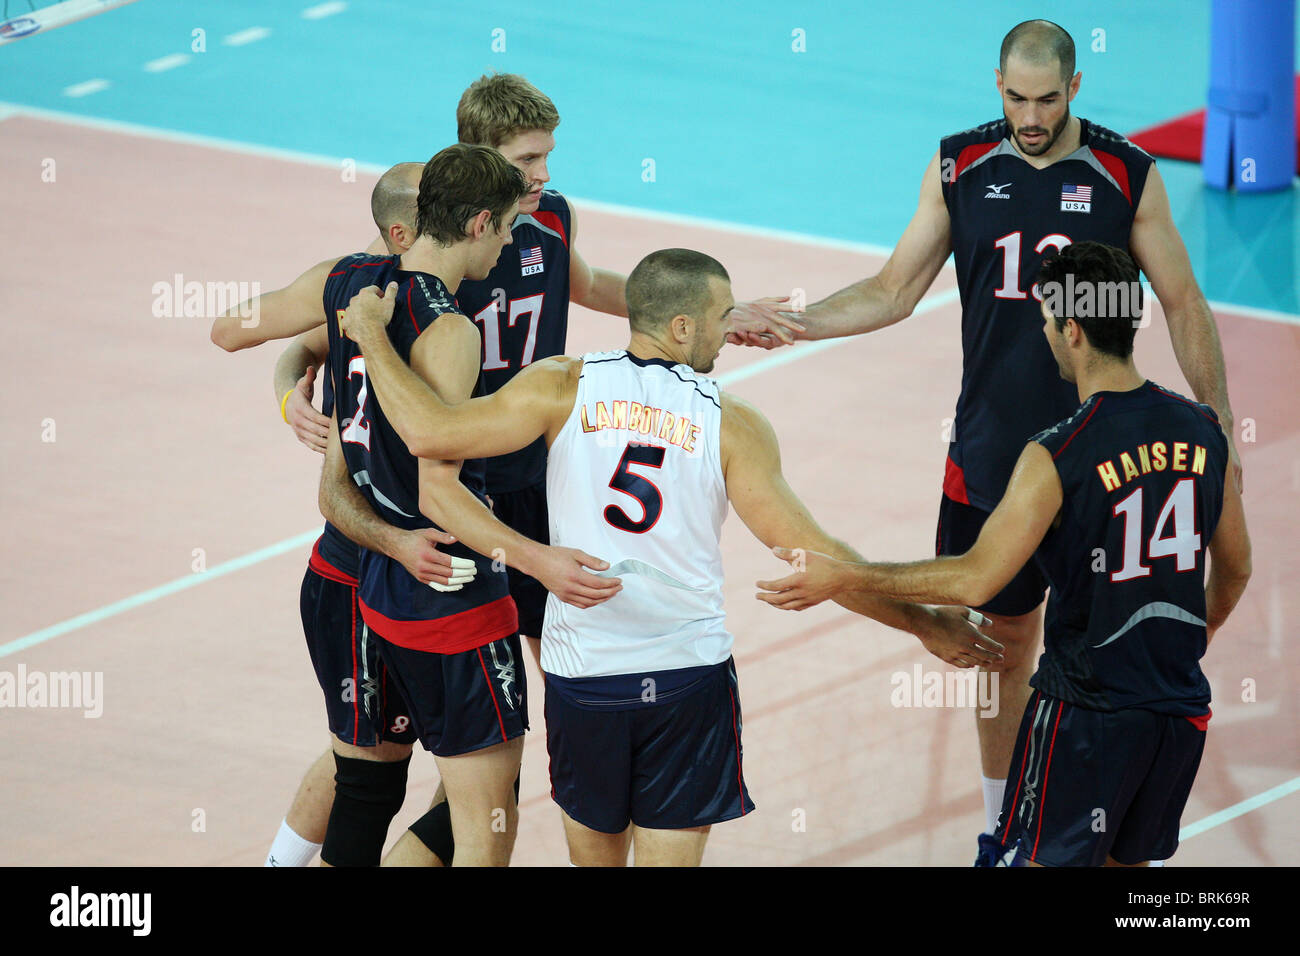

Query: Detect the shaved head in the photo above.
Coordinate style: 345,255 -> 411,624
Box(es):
370,162 -> 423,234
1000,19 -> 1075,83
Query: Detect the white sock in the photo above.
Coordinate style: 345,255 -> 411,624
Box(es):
1148,859 -> 1165,867
265,819 -> 322,867
981,776 -> 1006,835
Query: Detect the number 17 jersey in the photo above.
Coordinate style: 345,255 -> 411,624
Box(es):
542,351 -> 731,679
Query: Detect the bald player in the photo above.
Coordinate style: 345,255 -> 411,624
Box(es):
730,19 -> 1238,864
212,163 -> 468,867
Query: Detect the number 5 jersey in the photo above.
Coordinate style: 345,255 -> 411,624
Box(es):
541,351 -> 731,679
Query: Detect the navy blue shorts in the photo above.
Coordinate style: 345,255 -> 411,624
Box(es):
544,659 -> 754,833
371,630 -> 528,757
299,567 -> 416,747
936,493 -> 1046,617
489,481 -> 550,639
994,691 -> 1209,866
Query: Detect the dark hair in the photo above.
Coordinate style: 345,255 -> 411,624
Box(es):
1000,19 -> 1075,84
1036,242 -> 1143,358
626,249 -> 730,333
415,144 -> 527,245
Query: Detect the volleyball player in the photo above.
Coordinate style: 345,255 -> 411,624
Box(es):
757,242 -> 1251,866
731,20 -> 1239,863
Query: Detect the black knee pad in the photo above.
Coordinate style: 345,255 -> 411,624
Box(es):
408,770 -> 521,865
408,800 -> 454,866
320,753 -> 410,867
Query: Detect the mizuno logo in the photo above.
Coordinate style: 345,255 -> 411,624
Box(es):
984,182 -> 1013,199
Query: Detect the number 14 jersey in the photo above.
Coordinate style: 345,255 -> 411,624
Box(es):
542,351 -> 731,679
1030,382 -> 1227,715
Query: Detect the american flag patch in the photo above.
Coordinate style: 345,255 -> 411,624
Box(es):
1060,183 -> 1092,212
520,245 -> 544,275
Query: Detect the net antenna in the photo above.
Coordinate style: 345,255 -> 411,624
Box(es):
0,0 -> 140,46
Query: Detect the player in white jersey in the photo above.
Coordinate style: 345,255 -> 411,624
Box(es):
335,248 -> 1002,866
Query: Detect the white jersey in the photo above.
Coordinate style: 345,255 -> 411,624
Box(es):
542,350 -> 731,678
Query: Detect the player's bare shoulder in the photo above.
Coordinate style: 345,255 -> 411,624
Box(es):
720,391 -> 779,472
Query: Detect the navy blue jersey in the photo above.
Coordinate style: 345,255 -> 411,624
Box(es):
1029,382 -> 1228,715
940,118 -> 1153,511
456,189 -> 572,493
324,254 -> 517,653
313,349 -> 362,583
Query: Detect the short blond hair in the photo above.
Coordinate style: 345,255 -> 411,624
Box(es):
457,73 -> 560,147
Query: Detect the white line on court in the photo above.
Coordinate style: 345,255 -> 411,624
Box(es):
302,1 -> 347,19
223,27 -> 270,46
61,79 -> 110,98
143,53 -> 190,73
1179,775 -> 1300,842
2,100 -> 1293,845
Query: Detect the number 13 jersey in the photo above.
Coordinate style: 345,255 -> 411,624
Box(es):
542,351 -> 731,679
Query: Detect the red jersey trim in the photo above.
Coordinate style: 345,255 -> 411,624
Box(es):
1152,384 -> 1223,426
358,595 -> 519,654
308,537 -> 359,587
531,210 -> 568,248
952,142 -> 1000,184
1052,397 -> 1104,461
1090,149 -> 1133,205
942,456 -> 970,505
1185,707 -> 1212,731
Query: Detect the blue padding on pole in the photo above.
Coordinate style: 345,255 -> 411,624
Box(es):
1203,0 -> 1296,191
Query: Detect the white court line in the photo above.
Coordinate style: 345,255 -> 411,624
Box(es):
302,1 -> 347,19
143,53 -> 190,73
1,99 -> 1294,844
223,27 -> 270,46
61,79 -> 110,97
1180,775 -> 1300,842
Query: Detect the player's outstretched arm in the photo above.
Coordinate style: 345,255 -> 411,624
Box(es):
1130,166 -> 1241,491
759,442 -> 1061,608
408,317 -> 621,609
727,150 -> 952,348
319,417 -> 470,588
1204,459 -> 1251,642
722,393 -> 1002,666
566,201 -> 628,317
340,282 -> 569,460
273,325 -> 331,454
210,257 -> 334,351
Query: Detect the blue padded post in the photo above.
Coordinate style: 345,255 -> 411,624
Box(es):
1203,0 -> 1296,191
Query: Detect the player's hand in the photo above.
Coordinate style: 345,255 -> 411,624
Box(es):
286,366 -> 330,454
390,528 -> 477,590
340,282 -> 399,345
755,546 -> 847,609
916,606 -> 1004,669
531,546 -> 623,609
726,297 -> 805,350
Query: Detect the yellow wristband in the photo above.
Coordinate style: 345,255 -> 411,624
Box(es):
279,388 -> 295,423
